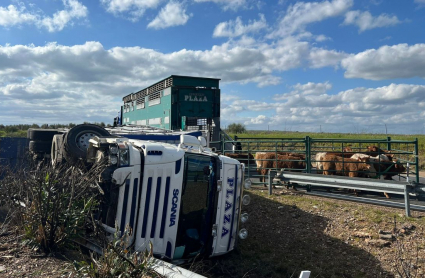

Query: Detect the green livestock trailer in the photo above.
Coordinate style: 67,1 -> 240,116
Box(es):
121,75 -> 221,142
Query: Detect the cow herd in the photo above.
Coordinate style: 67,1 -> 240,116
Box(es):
223,145 -> 407,198
313,146 -> 405,180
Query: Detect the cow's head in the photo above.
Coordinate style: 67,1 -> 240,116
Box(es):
359,157 -> 377,177
367,146 -> 378,152
393,159 -> 406,172
343,146 -> 352,152
254,152 -> 266,170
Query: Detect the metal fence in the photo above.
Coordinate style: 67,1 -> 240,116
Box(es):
215,136 -> 419,184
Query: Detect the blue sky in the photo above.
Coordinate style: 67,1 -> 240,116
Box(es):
1,0 -> 425,134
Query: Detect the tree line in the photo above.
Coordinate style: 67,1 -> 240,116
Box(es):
0,122 -> 110,137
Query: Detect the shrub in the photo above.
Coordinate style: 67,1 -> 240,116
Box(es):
0,159 -> 107,253
74,226 -> 159,278
227,123 -> 246,134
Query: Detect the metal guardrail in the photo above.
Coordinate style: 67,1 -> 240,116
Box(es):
271,170 -> 418,217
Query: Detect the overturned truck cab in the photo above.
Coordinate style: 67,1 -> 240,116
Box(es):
85,133 -> 249,261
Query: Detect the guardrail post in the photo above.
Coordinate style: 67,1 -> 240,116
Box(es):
387,136 -> 391,151
415,138 -> 419,183
404,184 -> 411,217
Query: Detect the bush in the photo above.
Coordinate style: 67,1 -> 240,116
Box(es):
227,123 -> 246,134
74,226 -> 160,278
0,159 -> 107,253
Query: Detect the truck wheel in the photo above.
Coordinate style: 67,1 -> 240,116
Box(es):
27,129 -> 60,141
29,140 -> 52,153
63,124 -> 110,163
51,134 -> 65,166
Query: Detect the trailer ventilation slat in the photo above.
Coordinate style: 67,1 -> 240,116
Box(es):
149,91 -> 161,101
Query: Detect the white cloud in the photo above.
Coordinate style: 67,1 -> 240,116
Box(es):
0,40 -> 307,124
269,0 -> 353,37
193,0 -> 247,11
273,81 -> 332,101
343,10 -> 401,32
272,84 -> 425,132
221,94 -> 241,102
101,0 -> 162,21
262,36 -> 310,71
220,82 -> 425,133
147,1 -> 190,29
315,34 -> 331,42
40,0 -> 88,32
0,0 -> 88,32
292,82 -> 332,94
0,5 -> 37,27
309,48 -> 348,68
221,99 -> 277,119
341,43 -> 425,80
213,14 -> 267,38
245,115 -> 267,125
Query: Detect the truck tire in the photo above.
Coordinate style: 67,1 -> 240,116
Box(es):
51,134 -> 65,166
63,124 -> 110,163
29,140 -> 52,153
27,129 -> 60,141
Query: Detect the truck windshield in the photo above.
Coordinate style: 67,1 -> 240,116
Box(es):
175,153 -> 217,259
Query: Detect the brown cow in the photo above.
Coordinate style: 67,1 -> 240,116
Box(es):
314,148 -> 357,173
223,153 -> 254,165
276,152 -> 306,160
322,154 -> 377,196
255,152 -> 306,187
322,154 -> 376,178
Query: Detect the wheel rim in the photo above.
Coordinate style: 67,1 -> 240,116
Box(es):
75,131 -> 99,152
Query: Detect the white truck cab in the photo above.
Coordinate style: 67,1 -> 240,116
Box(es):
86,134 -> 250,261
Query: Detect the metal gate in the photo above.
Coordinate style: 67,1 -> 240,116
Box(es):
217,136 -> 420,185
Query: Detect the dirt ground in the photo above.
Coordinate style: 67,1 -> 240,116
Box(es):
0,226 -> 77,277
1,188 -> 425,278
186,188 -> 425,278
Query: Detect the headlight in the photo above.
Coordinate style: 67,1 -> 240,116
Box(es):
109,155 -> 118,165
244,178 -> 252,189
211,224 -> 218,237
109,145 -> 118,155
242,195 -> 251,206
238,229 -> 248,240
119,149 -> 129,166
241,213 -> 249,223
